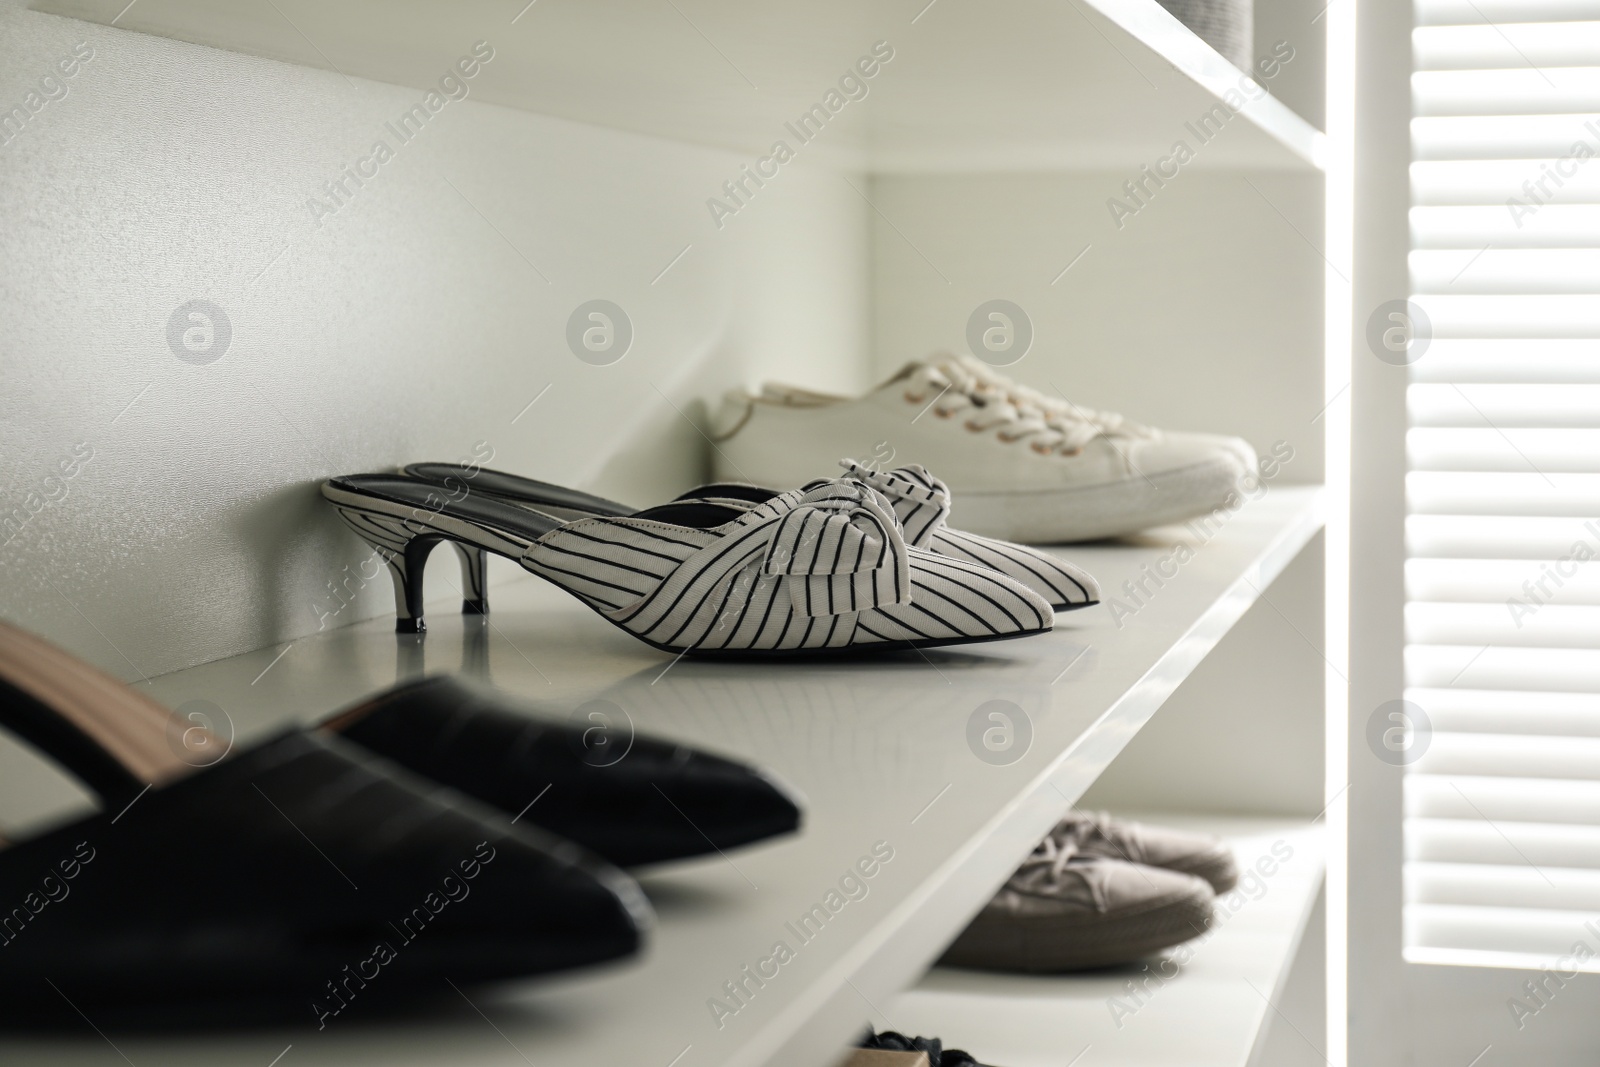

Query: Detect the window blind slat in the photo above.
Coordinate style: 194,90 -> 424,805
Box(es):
1409,861 -> 1600,911
1412,294 -> 1600,337
1407,471 -> 1600,513
1413,114 -> 1600,160
1408,428 -> 1600,470
1408,904 -> 1600,961
1408,559 -> 1600,603
1406,644 -> 1600,693
1409,771 -> 1600,817
1412,160 -> 1600,205
1407,515 -> 1600,559
1409,339 -> 1600,383
1414,22 -> 1600,71
1407,602 -> 1600,648
1411,250 -> 1600,295
1411,205 -> 1600,249
1415,68 -> 1600,116
1408,384 -> 1600,425
1418,1 -> 1600,27
1409,817 -> 1600,867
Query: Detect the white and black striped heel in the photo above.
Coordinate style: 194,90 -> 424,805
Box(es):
329,506 -> 436,633
323,477 -> 555,635
329,507 -> 500,632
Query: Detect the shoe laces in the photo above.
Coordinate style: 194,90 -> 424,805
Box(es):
1052,809 -> 1120,849
1014,832 -> 1087,888
904,355 -> 1151,455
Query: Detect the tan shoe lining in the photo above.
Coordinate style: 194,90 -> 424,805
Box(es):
0,622 -> 201,789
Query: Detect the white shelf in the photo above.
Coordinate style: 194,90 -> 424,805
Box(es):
0,486 -> 1323,1067
889,815 -> 1327,1067
38,0 -> 1324,172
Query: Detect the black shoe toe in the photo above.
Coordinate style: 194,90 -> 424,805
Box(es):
332,676 -> 804,867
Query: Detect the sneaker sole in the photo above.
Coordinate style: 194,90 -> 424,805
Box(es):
939,888 -> 1215,972
947,455 -> 1248,544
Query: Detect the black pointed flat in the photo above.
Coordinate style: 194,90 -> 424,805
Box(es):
323,674 -> 804,867
0,623 -> 648,1014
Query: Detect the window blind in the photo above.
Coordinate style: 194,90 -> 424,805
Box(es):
1405,0 -> 1600,969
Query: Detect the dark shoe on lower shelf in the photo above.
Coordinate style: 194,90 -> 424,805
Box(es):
323,674 -> 804,867
0,623 -> 648,1014
940,837 -> 1214,973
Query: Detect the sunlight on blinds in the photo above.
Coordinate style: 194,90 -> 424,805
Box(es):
1405,0 -> 1600,971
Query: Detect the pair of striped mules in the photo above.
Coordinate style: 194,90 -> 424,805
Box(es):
321,459 -> 1099,656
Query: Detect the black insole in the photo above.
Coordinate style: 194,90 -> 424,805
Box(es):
407,463 -> 784,521
405,463 -> 636,517
330,475 -> 565,542
334,475 -> 746,538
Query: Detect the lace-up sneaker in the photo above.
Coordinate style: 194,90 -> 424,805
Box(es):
1051,812 -> 1239,893
940,837 -> 1215,972
712,355 -> 1256,543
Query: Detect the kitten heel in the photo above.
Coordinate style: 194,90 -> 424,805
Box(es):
332,506 -> 438,634
454,542 -> 489,616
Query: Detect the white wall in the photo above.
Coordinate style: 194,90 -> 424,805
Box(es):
0,2 -> 871,679
867,171 -> 1327,483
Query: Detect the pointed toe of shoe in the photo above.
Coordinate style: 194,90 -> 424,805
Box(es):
331,676 -> 802,868
416,829 -> 650,981
1062,562 -> 1101,606
659,752 -> 804,853
1000,544 -> 1100,610
865,550 -> 1054,648
930,528 -> 1100,611
592,746 -> 803,866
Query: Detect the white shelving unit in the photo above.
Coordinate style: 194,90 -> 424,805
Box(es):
6,491 -> 1324,1067
0,0 -> 1336,1064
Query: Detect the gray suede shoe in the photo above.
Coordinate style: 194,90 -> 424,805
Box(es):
940,838 -> 1214,972
1051,812 -> 1240,893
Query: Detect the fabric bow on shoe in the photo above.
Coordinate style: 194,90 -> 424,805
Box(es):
836,460 -> 952,549
759,480 -> 912,617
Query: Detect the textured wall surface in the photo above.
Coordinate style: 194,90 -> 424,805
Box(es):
870,171 -> 1327,485
0,3 -> 871,679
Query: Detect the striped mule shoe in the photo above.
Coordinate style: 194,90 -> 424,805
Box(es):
321,474 -> 1054,654
398,459 -> 1100,612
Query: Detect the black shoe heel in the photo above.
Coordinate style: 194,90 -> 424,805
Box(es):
454,542 -> 489,615
331,506 -> 439,634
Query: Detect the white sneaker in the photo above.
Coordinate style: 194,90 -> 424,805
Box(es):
712,355 -> 1256,543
